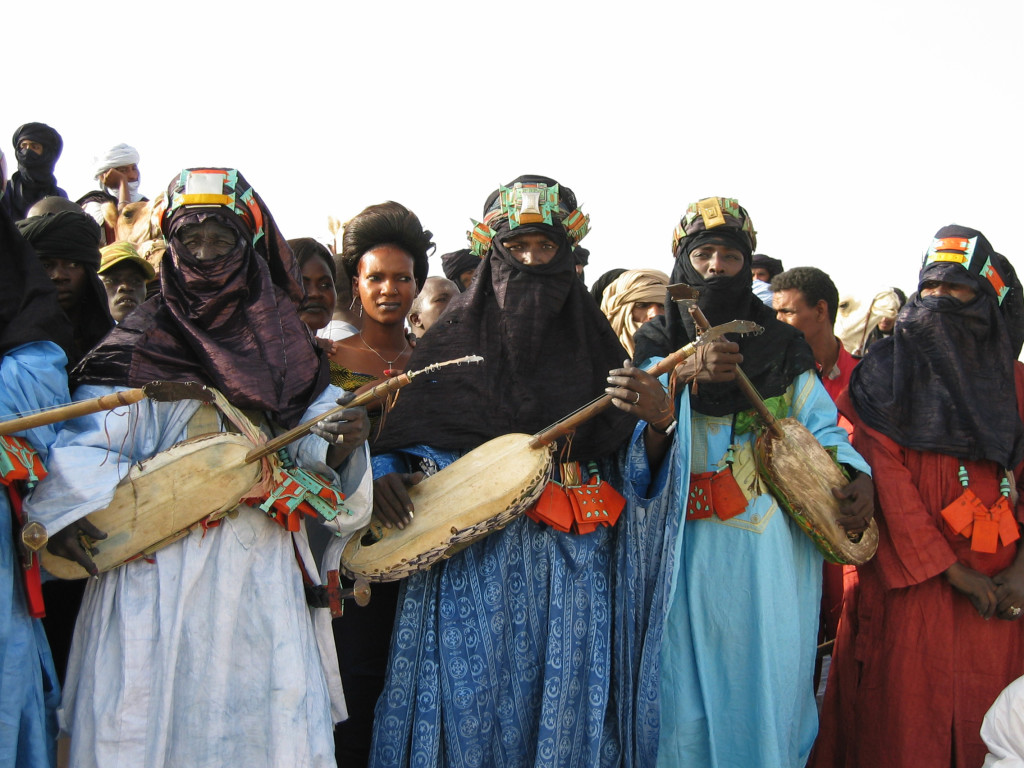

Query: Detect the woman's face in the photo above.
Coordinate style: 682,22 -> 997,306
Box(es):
353,245 -> 417,326
178,218 -> 237,261
299,257 -> 337,331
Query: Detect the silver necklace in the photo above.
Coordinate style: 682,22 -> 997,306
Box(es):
359,332 -> 408,377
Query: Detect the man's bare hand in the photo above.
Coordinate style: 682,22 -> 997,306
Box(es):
46,518 -> 107,577
373,472 -> 424,530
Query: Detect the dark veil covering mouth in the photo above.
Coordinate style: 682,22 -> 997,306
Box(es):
5,123 -> 67,219
375,175 -> 637,460
850,225 -> 1024,468
0,207 -> 72,359
74,168 -> 328,428
634,197 -> 813,416
16,211 -> 113,369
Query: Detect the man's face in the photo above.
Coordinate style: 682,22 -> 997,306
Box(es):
411,278 -> 456,335
773,288 -> 826,340
688,243 -> 745,279
920,279 -> 977,304
178,218 -> 237,261
40,258 -> 88,314
18,139 -> 44,156
502,232 -> 559,266
752,266 -> 773,283
100,262 -> 148,322
103,164 -> 141,184
116,164 -> 140,182
630,301 -> 665,325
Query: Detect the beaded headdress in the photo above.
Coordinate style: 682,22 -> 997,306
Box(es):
671,196 -> 757,254
467,180 -> 590,257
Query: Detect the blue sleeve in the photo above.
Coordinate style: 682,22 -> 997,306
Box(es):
791,370 -> 871,476
0,341 -> 70,461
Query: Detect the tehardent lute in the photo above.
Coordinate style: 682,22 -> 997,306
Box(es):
341,321 -> 763,582
669,283 -> 879,565
36,356 -> 483,580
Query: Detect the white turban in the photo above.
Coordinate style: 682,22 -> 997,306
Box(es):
982,675 -> 1024,767
93,143 -> 140,179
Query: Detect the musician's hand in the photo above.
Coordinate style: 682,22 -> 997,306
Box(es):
606,360 -> 675,429
312,391 -> 371,468
993,557 -> 1024,621
832,472 -> 874,535
608,360 -> 677,471
672,340 -> 742,387
945,561 -> 999,619
373,472 -> 424,530
46,518 -> 107,578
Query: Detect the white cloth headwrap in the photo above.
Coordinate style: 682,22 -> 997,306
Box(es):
93,143 -> 140,179
982,675 -> 1024,767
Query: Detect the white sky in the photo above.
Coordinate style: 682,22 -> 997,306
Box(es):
5,0 -> 1022,303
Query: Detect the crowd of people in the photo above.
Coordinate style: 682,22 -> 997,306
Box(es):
1,123 -> 1023,768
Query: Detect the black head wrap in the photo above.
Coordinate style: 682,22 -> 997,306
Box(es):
440,248 -> 479,290
375,175 -> 636,460
590,268 -> 628,305
850,225 -> 1024,468
16,211 -> 112,368
752,253 -> 784,278
0,206 -> 72,359
5,123 -> 66,220
634,196 -> 813,416
16,211 -> 102,268
74,168 -> 328,428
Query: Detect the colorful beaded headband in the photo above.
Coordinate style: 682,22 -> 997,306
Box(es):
467,181 -> 590,257
924,235 -> 1009,305
165,168 -> 265,246
672,196 -> 757,253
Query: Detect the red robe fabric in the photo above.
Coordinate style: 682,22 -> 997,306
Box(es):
820,342 -> 860,646
812,363 -> 1024,768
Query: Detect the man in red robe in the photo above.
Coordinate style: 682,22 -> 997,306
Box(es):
812,225 -> 1024,768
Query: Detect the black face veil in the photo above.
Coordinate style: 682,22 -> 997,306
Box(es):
850,225 -> 1024,468
375,175 -> 637,460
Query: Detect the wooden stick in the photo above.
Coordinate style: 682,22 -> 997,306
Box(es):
688,305 -> 784,439
528,320 -> 763,448
245,355 -> 483,463
529,342 -> 701,448
0,389 -> 147,436
246,373 -> 414,463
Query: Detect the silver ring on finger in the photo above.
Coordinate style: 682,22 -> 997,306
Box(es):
1010,606 -> 1021,618
334,433 -> 345,445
